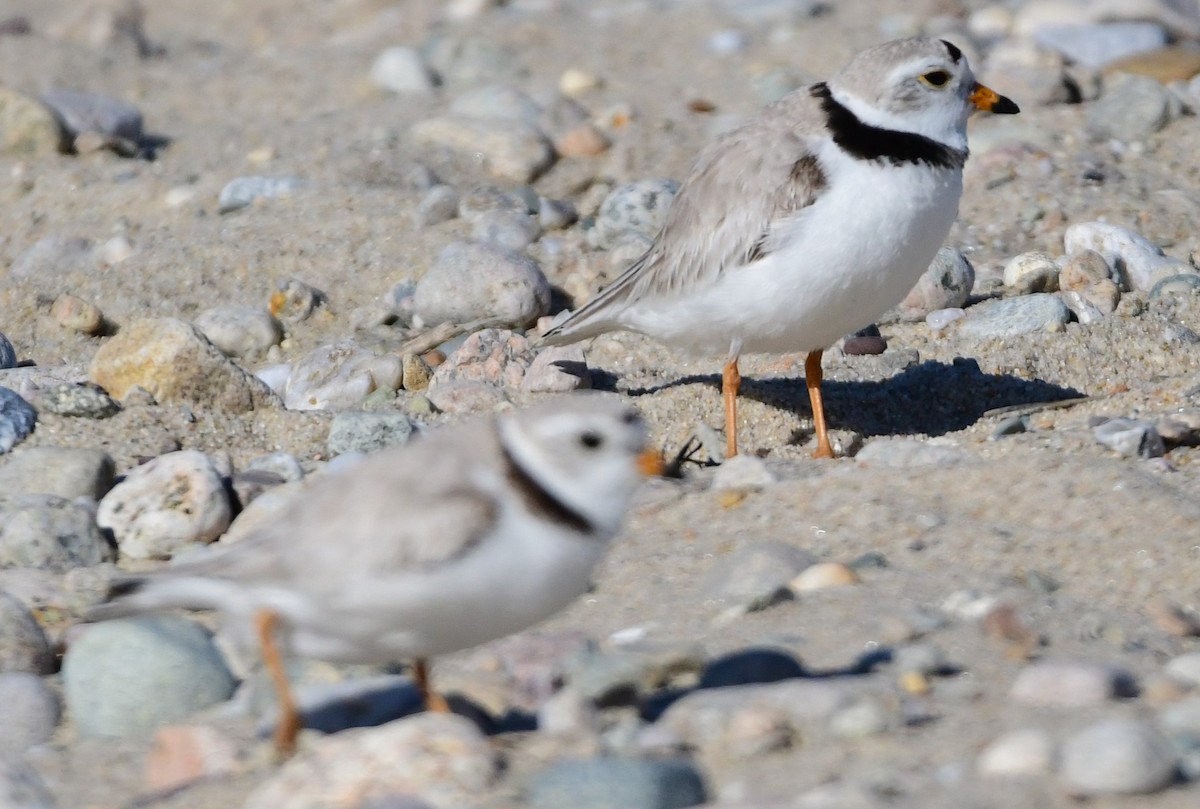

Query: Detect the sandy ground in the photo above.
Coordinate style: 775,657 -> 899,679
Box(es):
3,0 -> 1200,807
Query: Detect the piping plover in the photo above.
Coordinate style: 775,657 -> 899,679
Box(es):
86,393 -> 662,755
542,38 -> 1018,458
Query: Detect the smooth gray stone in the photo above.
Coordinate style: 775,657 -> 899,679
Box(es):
527,758 -> 707,809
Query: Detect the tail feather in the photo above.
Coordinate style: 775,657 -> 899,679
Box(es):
540,251 -> 650,346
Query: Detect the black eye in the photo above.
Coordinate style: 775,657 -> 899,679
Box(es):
580,432 -> 604,450
921,70 -> 951,88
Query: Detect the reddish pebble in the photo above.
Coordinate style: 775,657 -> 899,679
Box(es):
144,725 -> 238,794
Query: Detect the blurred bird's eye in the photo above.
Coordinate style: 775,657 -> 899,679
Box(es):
580,432 -> 604,450
920,70 -> 951,88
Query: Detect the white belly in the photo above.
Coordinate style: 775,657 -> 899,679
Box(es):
621,146 -> 963,357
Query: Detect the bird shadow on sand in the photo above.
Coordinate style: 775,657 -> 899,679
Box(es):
600,357 -> 1084,441
282,644 -> 927,739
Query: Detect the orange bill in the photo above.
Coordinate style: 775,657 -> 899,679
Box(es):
970,83 -> 1020,114
637,449 -> 666,477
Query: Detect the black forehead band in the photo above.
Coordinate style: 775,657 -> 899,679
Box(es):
940,40 -> 962,63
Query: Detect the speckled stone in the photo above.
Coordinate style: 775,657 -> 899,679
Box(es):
50,293 -> 104,335
327,412 -> 415,456
244,713 -> 497,809
28,383 -> 120,419
589,179 -> 680,250
1086,72 -> 1176,142
0,494 -> 114,571
893,248 -> 976,320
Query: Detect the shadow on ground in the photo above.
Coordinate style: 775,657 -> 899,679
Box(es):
605,358 -> 1083,439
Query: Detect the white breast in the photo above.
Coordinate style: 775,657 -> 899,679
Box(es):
620,142 -> 963,357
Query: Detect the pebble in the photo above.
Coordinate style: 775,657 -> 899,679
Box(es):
410,115 -> 555,183
1034,22 -> 1168,69
559,67 -> 602,97
431,329 -> 536,392
0,387 -> 37,453
1015,0 -> 1200,40
193,305 -> 283,358
1092,417 -> 1166,459
701,542 -> 816,614
1060,718 -> 1178,795
1149,273 -> 1200,300
244,713 -> 496,809
829,698 -> 891,738
143,724 -> 238,794
710,455 -> 777,491
1059,249 -> 1113,290
954,294 -> 1070,339
1064,221 -> 1192,292
425,381 -> 509,414
1086,72 -> 1176,142
855,438 -> 973,467
589,179 -> 680,250
399,353 -> 433,392
0,86 -> 64,156
415,242 -> 551,328
97,449 -> 233,560
1003,251 -> 1060,293
217,175 -> 305,214
526,757 -> 707,809
8,234 -> 93,281
458,184 -> 529,221
1165,652 -> 1200,687
0,591 -> 54,674
327,412 -> 415,456
1113,45 -> 1200,83
423,32 -> 518,88
471,209 -> 542,251
1010,660 -> 1137,706
0,671 -> 59,753
982,38 -> 1074,106
370,46 -> 436,94
281,342 -> 403,411
926,307 -> 965,331
977,727 -> 1056,777
0,493 -> 113,571
893,248 -> 975,320
0,333 -> 13,369
50,293 -> 104,335
0,446 -> 114,500
269,278 -> 324,323
555,124 -> 610,157
789,562 -> 860,593
522,345 -> 590,393
414,184 -> 459,227
0,756 -> 57,809
660,678 -> 854,756
89,318 -> 281,413
63,615 -> 237,738
28,382 -> 120,419
39,88 -> 142,147
539,197 -> 578,230
450,84 -> 541,123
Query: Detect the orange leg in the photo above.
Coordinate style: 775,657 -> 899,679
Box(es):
414,657 -> 451,713
805,350 -> 834,459
722,357 -> 741,459
255,609 -> 300,757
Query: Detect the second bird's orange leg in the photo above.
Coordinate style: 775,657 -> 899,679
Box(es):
806,350 -> 834,459
414,657 -> 451,713
255,609 -> 301,757
722,357 -> 741,459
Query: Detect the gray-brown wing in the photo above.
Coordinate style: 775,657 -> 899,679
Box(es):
541,90 -> 829,344
147,421 -> 502,596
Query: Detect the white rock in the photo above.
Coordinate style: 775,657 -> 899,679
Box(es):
1003,251 -> 1060,293
1165,652 -> 1200,687
370,46 -> 436,94
193,306 -> 283,358
711,455 -> 778,491
415,241 -> 551,328
283,342 -> 403,411
1064,222 -> 1194,292
1010,660 -> 1134,707
522,345 -> 589,393
978,728 -> 1056,777
1059,718 -> 1178,795
97,450 -> 232,560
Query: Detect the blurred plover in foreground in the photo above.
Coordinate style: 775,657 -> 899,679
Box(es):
88,393 -> 662,755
